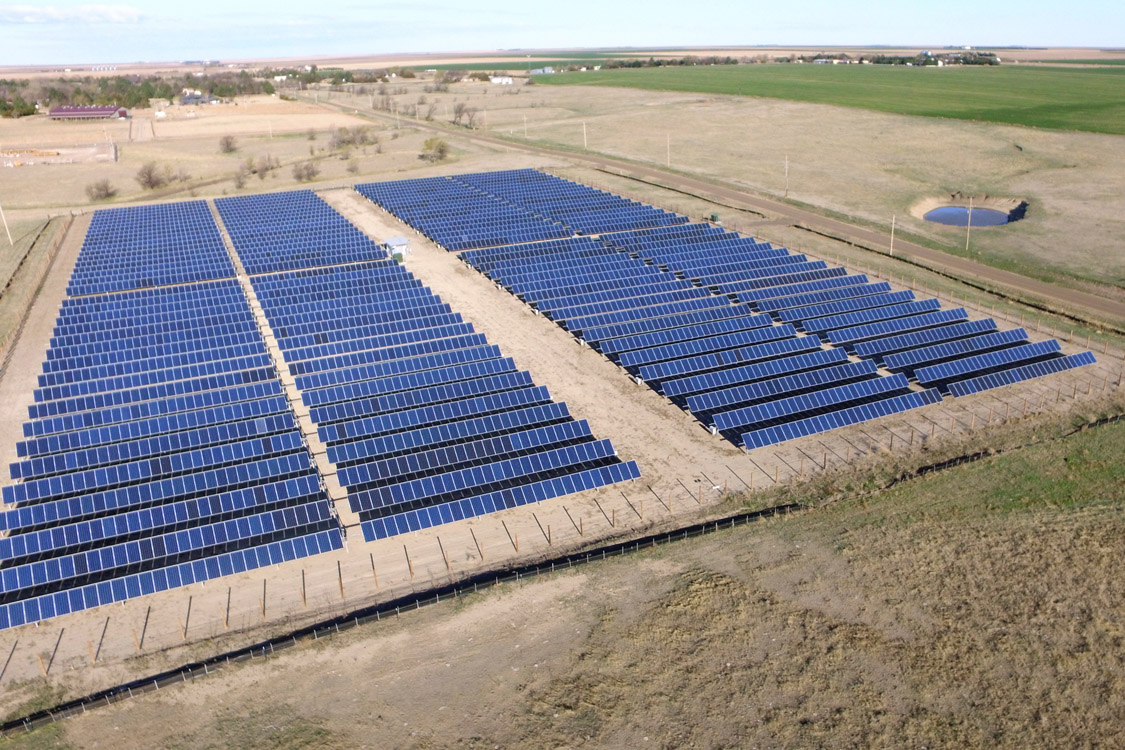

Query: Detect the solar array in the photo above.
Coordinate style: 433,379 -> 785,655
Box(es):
215,190 -> 388,274
353,168 -> 1095,450
356,169 -> 684,252
211,194 -> 640,543
1,277 -> 341,630
67,201 -> 234,296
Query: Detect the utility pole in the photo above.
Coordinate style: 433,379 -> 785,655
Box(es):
889,214 -> 895,256
965,196 -> 973,252
0,198 -> 12,246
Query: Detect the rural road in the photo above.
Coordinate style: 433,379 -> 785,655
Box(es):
311,95 -> 1124,328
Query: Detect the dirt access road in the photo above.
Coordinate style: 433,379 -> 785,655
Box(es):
311,96 -> 1125,328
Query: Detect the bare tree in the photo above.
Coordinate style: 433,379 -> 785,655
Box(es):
85,179 -> 116,201
464,107 -> 478,129
219,135 -> 237,153
424,102 -> 437,121
452,102 -> 466,125
135,162 -> 168,190
292,161 -> 321,182
233,164 -> 249,189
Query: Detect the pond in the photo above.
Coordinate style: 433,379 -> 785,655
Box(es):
923,206 -> 1012,227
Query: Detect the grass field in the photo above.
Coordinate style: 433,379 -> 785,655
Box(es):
1039,59 -> 1125,65
534,64 -> 1125,135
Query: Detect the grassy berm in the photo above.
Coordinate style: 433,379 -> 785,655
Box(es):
7,420 -> 1125,749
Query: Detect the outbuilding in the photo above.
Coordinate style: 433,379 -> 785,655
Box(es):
48,105 -> 128,120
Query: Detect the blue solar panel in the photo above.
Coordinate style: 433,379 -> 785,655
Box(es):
618,324 -> 799,369
742,390 -> 942,449
67,201 -> 234,296
712,374 -> 911,433
915,340 -> 1062,391
883,329 -> 1030,375
216,190 -> 388,273
851,319 -> 1000,361
361,462 -> 641,542
827,308 -> 970,347
803,299 -> 942,335
2,274 -> 341,628
778,290 -> 916,325
686,360 -> 880,417
638,335 -> 819,384
660,348 -> 850,399
947,352 -> 1097,396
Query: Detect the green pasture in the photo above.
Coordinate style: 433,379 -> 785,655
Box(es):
534,64 -> 1125,135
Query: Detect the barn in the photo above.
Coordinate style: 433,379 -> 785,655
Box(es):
48,105 -> 129,120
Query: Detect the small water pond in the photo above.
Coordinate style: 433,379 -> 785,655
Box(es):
923,206 -> 1013,227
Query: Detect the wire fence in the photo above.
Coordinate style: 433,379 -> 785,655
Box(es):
0,501 -> 800,736
0,215 -> 74,377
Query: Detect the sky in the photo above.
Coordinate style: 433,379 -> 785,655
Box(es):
1,0 -> 1121,66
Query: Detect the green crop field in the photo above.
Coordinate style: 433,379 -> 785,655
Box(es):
534,64 -> 1125,135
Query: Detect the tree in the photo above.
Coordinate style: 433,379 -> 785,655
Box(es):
85,179 -> 116,201
219,135 -> 237,153
420,137 -> 449,163
292,161 -> 320,182
135,161 -> 168,190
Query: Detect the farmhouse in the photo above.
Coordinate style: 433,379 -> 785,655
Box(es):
48,105 -> 128,120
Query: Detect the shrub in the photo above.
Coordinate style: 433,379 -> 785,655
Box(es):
85,179 -> 117,201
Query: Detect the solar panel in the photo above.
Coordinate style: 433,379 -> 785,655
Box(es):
947,352 -> 1096,396
742,389 -> 942,449
915,340 -> 1062,391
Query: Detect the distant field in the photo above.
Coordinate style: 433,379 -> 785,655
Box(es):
534,65 -> 1125,135
421,60 -> 607,72
1039,59 -> 1125,65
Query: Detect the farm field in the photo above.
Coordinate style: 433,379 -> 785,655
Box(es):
10,417 -> 1124,749
533,64 -> 1125,135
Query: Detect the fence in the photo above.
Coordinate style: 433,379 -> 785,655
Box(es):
0,501 -> 799,736
0,215 -> 74,377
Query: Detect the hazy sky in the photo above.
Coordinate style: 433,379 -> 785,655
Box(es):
1,0 -> 1121,66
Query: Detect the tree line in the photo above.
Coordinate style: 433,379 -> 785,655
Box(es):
0,71 -> 276,118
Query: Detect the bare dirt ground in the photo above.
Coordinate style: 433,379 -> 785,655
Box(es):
16,417 -> 1124,750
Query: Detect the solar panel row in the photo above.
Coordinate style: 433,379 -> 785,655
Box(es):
67,201 -> 235,296
1,269 -> 341,630
215,190 -> 388,274
221,194 -> 639,543
446,190 -> 930,448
